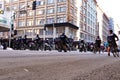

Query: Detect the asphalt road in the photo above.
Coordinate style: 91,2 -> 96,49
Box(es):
0,50 -> 120,80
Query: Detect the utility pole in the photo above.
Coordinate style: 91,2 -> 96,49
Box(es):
9,4 -> 28,47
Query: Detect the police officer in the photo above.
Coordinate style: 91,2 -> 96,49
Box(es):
59,33 -> 68,45
35,34 -> 40,43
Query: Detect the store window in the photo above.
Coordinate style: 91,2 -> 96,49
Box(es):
25,29 -> 33,36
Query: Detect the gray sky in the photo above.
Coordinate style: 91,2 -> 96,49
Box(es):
97,0 -> 120,24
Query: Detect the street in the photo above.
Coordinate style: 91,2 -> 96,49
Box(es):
0,50 -> 120,80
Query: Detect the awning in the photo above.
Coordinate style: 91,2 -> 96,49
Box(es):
44,22 -> 79,29
0,24 -> 10,32
0,16 -> 10,32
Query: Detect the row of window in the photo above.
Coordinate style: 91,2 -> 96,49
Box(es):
80,22 -> 96,35
80,33 -> 95,42
6,6 -> 67,16
5,0 -> 66,4
18,7 -> 67,19
18,17 -> 66,27
17,27 -> 65,36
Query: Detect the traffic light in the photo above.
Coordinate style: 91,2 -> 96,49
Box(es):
32,1 -> 36,10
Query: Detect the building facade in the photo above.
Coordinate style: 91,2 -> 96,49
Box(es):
108,17 -> 114,30
114,24 -> 120,48
0,0 -> 10,39
80,0 -> 97,42
3,0 -> 79,40
97,5 -> 109,43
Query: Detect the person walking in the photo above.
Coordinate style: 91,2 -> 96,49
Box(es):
95,36 -> 101,54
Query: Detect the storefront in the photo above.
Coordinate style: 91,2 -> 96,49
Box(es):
0,16 -> 10,32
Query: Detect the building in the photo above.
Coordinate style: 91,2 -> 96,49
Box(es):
3,0 -> 79,40
114,24 -> 120,48
0,0 -> 10,38
97,5 -> 109,43
79,0 -> 97,42
108,17 -> 114,30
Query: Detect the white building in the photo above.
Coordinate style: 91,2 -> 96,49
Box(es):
97,5 -> 109,43
80,0 -> 97,42
114,24 -> 120,49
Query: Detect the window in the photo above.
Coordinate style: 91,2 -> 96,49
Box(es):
47,0 -> 54,4
5,7 -> 10,11
58,0 -> 66,2
36,1 -> 45,6
70,9 -> 75,15
39,29 -> 44,35
27,1 -> 33,8
18,20 -> 25,27
19,13 -> 26,17
27,10 -> 34,16
47,8 -> 54,14
17,30 -> 24,36
56,27 -> 65,34
36,18 -> 45,25
36,9 -> 45,15
57,16 -> 66,23
5,0 -> 10,3
11,5 -> 17,10
11,0 -> 18,2
33,29 -> 39,35
27,19 -> 33,26
46,18 -> 54,24
46,28 -> 53,35
0,4 -> 2,8
25,29 -> 33,36
57,6 -> 66,13
19,3 -> 25,9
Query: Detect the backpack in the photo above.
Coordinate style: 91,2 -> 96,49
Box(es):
107,36 -> 114,43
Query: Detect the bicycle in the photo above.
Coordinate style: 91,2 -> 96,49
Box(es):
108,42 -> 119,57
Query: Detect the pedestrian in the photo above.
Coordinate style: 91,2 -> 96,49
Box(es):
95,36 -> 101,53
107,30 -> 119,56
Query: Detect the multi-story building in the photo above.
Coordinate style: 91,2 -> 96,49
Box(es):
0,0 -> 10,38
80,0 -> 97,42
3,0 -> 79,40
97,5 -> 109,43
114,24 -> 120,48
108,17 -> 114,30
